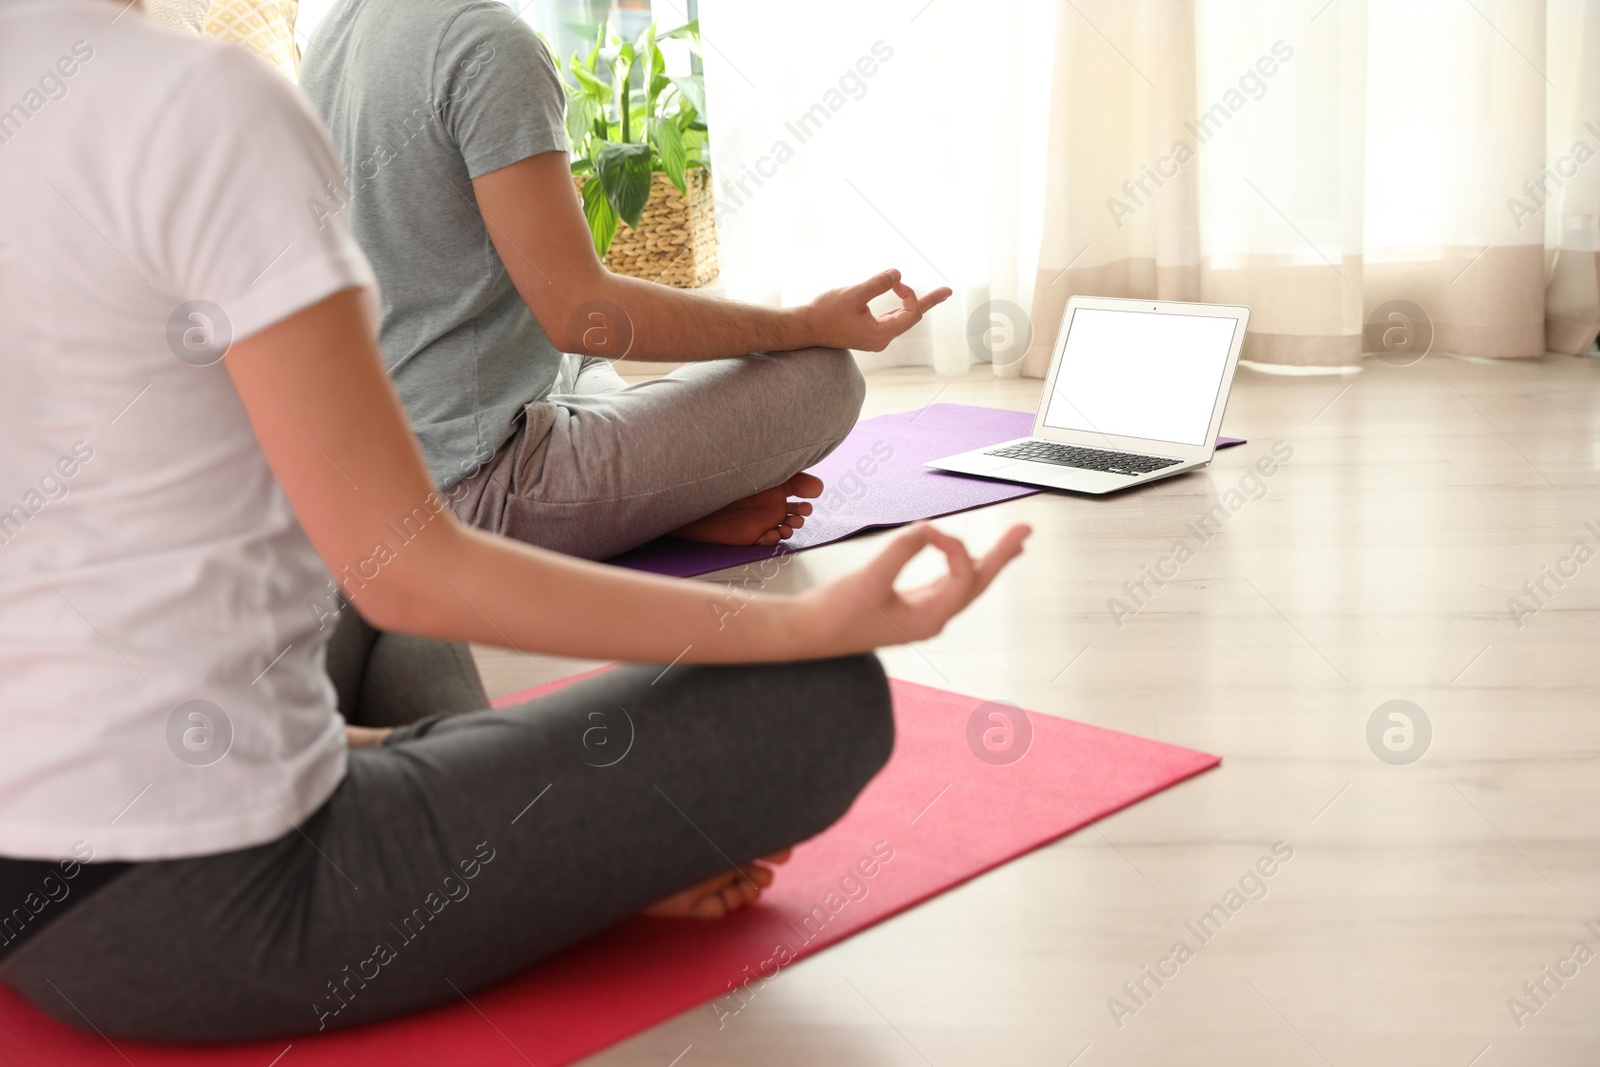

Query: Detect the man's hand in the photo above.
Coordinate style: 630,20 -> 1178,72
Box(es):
802,269 -> 954,353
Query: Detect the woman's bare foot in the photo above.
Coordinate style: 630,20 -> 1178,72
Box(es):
643,850 -> 793,919
668,474 -> 823,547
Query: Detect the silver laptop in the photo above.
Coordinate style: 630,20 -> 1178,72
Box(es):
926,296 -> 1249,495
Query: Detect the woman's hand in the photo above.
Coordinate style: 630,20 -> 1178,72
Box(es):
792,522 -> 1031,656
345,725 -> 393,748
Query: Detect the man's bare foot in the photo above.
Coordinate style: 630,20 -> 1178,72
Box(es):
668,474 -> 823,547
643,850 -> 792,919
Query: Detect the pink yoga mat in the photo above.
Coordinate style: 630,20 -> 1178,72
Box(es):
0,675 -> 1218,1066
607,403 -> 1245,578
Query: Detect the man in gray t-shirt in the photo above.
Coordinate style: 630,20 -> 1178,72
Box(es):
303,0 -> 948,561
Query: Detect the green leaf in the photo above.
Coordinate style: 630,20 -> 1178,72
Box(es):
661,19 -> 699,42
641,26 -> 661,117
565,93 -> 600,148
580,175 -> 619,258
593,140 -> 654,229
639,26 -> 657,78
682,126 -> 709,171
570,61 -> 609,103
615,41 -> 635,142
667,74 -> 706,118
648,117 -> 687,193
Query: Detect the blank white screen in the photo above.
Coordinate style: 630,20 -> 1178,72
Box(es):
1041,308 -> 1238,446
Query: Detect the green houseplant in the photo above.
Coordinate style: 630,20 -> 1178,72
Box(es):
559,20 -> 717,286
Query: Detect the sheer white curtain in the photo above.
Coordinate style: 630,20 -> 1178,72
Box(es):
692,0 -> 1056,375
1362,0 -> 1600,359
1022,0 -> 1600,373
698,0 -> 1600,377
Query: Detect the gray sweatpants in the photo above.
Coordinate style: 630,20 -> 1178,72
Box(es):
0,613 -> 893,1042
449,348 -> 866,559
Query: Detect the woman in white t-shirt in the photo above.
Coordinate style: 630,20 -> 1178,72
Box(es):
0,0 -> 1026,1041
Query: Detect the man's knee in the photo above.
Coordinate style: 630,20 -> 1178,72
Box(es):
789,347 -> 866,441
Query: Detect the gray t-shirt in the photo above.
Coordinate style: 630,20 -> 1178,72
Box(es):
301,0 -> 568,488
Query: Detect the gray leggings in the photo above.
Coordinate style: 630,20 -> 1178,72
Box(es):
0,613 -> 893,1042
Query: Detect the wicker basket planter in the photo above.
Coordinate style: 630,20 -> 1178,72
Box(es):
575,168 -> 718,288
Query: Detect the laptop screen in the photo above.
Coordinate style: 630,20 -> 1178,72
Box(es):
1041,307 -> 1238,447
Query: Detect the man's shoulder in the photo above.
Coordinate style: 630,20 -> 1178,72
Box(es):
310,0 -> 528,55
305,0 -> 538,101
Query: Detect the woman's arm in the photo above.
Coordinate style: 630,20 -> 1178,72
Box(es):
225,289 -> 1027,663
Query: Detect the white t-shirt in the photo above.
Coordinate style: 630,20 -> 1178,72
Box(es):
0,0 -> 378,861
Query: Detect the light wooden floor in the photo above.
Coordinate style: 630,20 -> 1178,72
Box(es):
473,353 -> 1600,1067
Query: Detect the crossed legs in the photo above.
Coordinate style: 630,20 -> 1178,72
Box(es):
0,616 -> 893,1041
448,347 -> 866,560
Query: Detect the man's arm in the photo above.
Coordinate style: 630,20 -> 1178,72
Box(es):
226,288 -> 1028,662
471,151 -> 952,360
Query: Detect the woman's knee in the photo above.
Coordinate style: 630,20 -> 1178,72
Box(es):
558,655 -> 894,855
817,652 -> 894,768
777,652 -> 894,823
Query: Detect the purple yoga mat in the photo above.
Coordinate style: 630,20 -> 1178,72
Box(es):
605,404 -> 1244,578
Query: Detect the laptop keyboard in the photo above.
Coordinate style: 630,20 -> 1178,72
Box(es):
984,439 -> 1182,476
